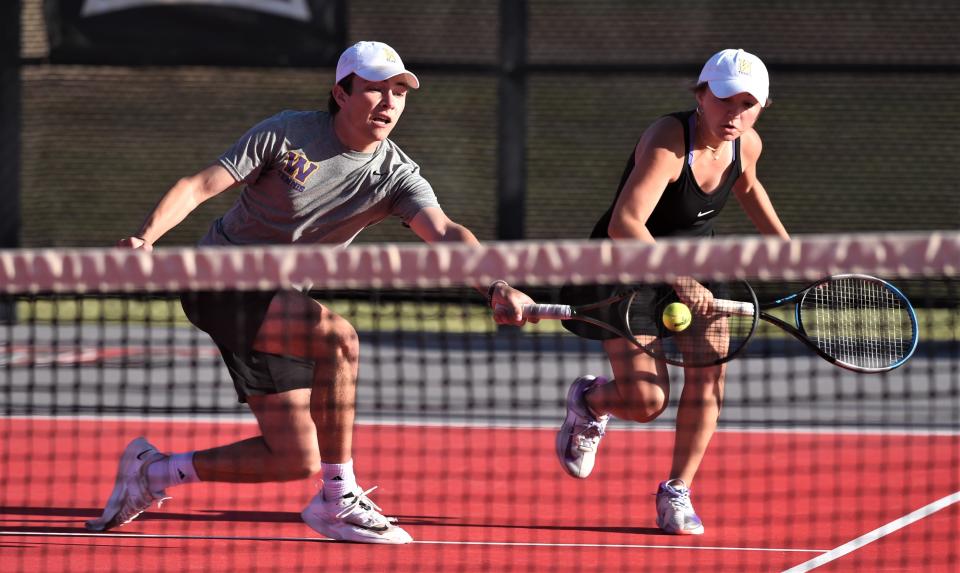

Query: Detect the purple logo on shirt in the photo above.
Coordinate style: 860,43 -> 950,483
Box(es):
281,151 -> 318,189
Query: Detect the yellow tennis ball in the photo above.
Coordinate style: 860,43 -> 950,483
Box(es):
662,302 -> 692,332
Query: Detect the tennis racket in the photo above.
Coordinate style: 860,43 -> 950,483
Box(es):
712,274 -> 919,373
520,274 -> 918,372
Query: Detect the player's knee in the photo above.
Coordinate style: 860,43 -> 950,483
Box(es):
310,319 -> 359,364
329,322 -> 360,363
623,389 -> 668,422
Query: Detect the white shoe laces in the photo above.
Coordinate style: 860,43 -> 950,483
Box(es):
666,487 -> 694,512
118,476 -> 169,525
335,485 -> 384,521
575,416 -> 609,452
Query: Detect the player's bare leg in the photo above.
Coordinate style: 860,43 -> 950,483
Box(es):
670,363 -> 725,485
590,338 -> 670,422
669,314 -> 729,486
85,293 -> 333,532
129,290 -> 345,488
193,390 -> 320,482
253,290 -> 358,464
653,365 -> 723,535
556,339 -> 671,479
657,317 -> 727,535
254,290 -> 411,543
87,411 -> 317,533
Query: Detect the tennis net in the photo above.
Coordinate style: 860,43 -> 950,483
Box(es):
1,232 -> 958,572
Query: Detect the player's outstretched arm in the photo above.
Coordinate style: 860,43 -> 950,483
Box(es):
118,163 -> 237,250
407,207 -> 537,325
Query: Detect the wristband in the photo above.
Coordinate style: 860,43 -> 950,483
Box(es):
487,280 -> 508,305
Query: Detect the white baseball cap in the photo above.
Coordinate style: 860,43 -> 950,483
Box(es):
697,49 -> 769,107
335,41 -> 420,89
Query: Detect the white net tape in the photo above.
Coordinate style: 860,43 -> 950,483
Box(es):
1,232 -> 957,294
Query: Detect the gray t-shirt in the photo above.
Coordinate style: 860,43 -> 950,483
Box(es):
201,110 -> 440,247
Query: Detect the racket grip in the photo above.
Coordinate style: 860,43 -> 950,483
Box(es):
714,299 -> 755,316
521,304 -> 573,320
495,303 -> 574,320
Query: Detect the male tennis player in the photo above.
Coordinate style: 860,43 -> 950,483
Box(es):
555,49 -> 790,535
90,40 -> 534,544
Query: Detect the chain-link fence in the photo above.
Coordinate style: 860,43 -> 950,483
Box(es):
12,0 -> 960,247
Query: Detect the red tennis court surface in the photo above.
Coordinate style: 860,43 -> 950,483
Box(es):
2,417 -> 957,572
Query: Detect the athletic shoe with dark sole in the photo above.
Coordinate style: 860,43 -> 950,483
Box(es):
302,485 -> 412,544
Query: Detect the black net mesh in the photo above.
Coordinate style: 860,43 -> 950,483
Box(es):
1,236 -> 958,571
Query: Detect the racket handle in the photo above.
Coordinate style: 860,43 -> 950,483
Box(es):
714,299 -> 755,316
495,303 -> 574,320
523,304 -> 574,319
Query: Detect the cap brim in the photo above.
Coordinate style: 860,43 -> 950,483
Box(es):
708,79 -> 766,107
355,66 -> 420,89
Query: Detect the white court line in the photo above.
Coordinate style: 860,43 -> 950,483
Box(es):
781,490 -> 960,572
0,531 -> 825,553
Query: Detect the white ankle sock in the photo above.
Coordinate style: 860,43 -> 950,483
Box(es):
146,452 -> 200,492
321,459 -> 356,500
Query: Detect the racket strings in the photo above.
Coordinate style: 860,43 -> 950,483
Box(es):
803,278 -> 912,369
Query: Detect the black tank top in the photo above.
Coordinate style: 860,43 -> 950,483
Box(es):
590,110 -> 741,239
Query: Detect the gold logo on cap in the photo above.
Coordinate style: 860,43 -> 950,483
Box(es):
382,48 -> 398,63
737,59 -> 753,76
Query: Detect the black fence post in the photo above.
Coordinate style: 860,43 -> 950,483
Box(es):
1,1 -> 21,323
497,0 -> 527,241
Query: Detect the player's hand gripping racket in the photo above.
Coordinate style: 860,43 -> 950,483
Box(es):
519,274 -> 918,372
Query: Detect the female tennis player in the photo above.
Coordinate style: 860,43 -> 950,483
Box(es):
90,41 -> 535,545
555,49 -> 791,535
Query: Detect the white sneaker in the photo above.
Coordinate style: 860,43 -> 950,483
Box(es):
556,375 -> 610,478
86,437 -> 171,531
656,479 -> 705,535
301,485 -> 413,544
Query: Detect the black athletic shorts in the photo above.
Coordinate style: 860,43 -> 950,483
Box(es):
180,290 -> 315,403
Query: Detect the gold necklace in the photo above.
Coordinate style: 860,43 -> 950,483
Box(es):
696,119 -> 725,160
704,143 -> 724,160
